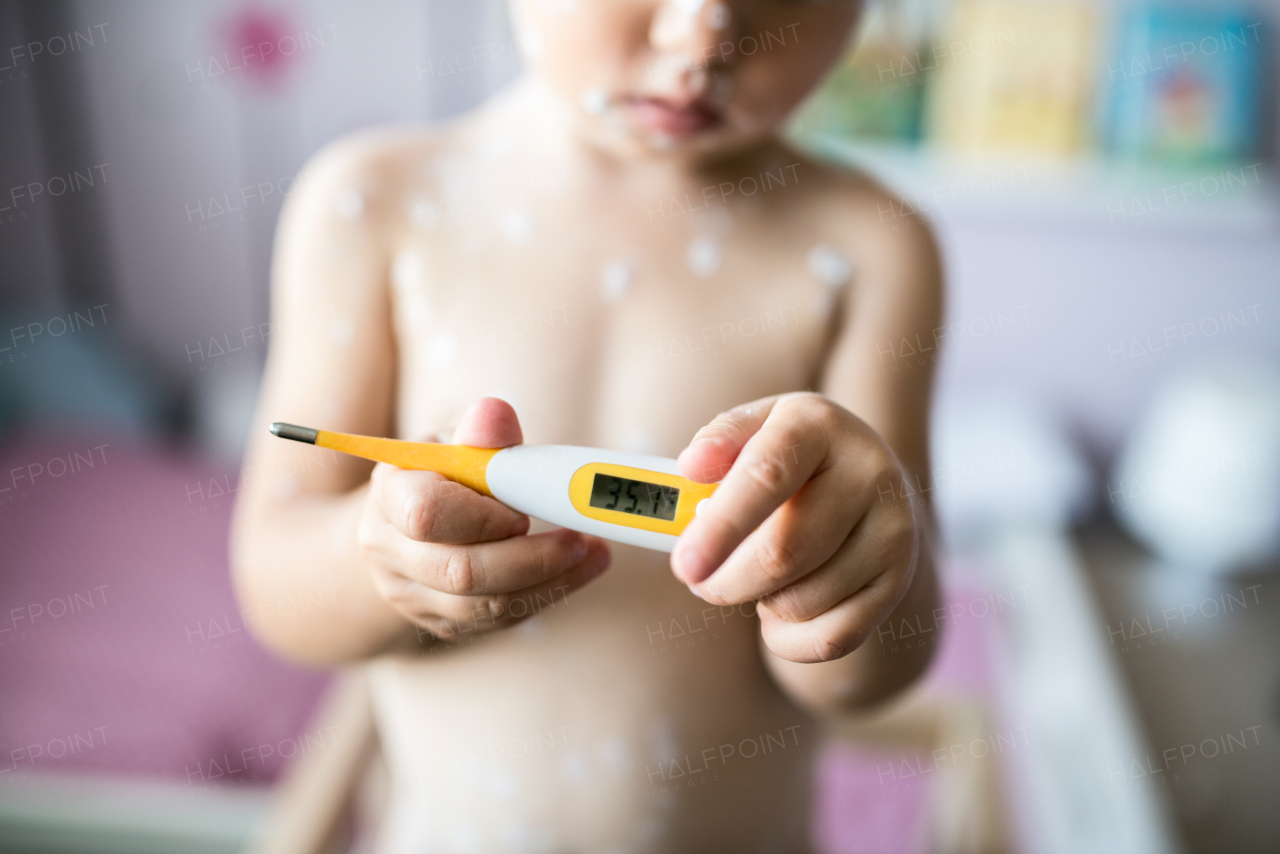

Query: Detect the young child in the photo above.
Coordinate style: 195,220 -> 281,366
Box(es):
232,0 -> 942,850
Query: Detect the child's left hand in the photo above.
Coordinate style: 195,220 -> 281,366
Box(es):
672,393 -> 921,664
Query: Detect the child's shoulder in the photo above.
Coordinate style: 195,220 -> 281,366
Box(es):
778,144 -> 941,270
287,110 -> 490,224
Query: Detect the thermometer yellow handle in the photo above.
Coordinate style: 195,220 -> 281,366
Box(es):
270,422 -> 718,551
270,423 -> 499,496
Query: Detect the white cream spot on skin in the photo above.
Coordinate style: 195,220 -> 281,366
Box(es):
408,197 -> 438,229
601,259 -> 633,303
392,250 -> 423,291
499,208 -> 533,245
687,235 -> 722,277
335,188 -> 364,219
706,2 -> 730,29
580,87 -> 608,115
673,0 -> 706,16
329,316 -> 354,347
807,244 -> 853,287
329,515 -> 350,556
520,30 -> 544,58
428,332 -> 458,369
513,615 -> 546,639
479,134 -> 511,159
685,66 -> 708,95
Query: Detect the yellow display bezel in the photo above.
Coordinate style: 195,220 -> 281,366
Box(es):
568,463 -> 718,535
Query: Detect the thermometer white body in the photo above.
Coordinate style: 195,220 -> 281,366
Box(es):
486,445 -> 718,552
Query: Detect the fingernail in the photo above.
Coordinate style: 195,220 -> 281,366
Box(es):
674,543 -> 710,583
686,582 -> 704,600
570,536 -> 588,564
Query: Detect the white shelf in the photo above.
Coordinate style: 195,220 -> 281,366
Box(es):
798,134 -> 1280,236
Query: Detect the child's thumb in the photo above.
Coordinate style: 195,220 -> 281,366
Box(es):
453,397 -> 524,448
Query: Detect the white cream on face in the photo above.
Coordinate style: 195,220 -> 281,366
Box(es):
706,2 -> 730,29
580,87 -> 608,115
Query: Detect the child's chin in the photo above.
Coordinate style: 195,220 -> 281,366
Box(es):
628,125 -> 762,158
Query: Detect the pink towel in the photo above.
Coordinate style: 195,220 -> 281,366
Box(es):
0,433 -> 329,788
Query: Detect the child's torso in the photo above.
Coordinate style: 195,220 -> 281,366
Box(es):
368,116 -> 848,854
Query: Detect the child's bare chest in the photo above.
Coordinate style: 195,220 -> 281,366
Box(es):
388,202 -> 842,453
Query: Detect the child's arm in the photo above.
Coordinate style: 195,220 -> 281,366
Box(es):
673,206 -> 943,714
230,137 -> 608,665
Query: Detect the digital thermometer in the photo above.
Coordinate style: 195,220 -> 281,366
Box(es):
270,423 -> 719,552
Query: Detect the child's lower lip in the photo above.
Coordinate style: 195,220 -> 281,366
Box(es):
623,97 -> 723,136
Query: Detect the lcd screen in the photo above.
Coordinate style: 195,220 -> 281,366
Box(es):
588,473 -> 680,521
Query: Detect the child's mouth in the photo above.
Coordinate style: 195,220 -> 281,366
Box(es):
623,96 -> 724,137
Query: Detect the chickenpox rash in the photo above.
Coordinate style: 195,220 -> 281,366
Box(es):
428,333 -> 459,369
806,245 -> 852,287
687,235 -> 721,277
601,259 -> 633,303
499,207 -> 533,245
393,250 -> 424,290
335,189 -> 364,219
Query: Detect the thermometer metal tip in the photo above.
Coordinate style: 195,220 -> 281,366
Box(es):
270,422 -> 319,444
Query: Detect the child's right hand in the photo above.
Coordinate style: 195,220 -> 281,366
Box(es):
356,398 -> 611,641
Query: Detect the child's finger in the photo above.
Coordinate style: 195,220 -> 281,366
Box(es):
399,527 -> 597,596
419,540 -> 611,640
373,463 -> 529,544
757,568 -> 903,664
686,463 -> 864,605
672,395 -> 834,585
676,397 -> 780,483
453,396 -> 524,448
754,500 -> 913,624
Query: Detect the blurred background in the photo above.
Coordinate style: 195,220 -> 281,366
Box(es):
0,0 -> 1277,852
